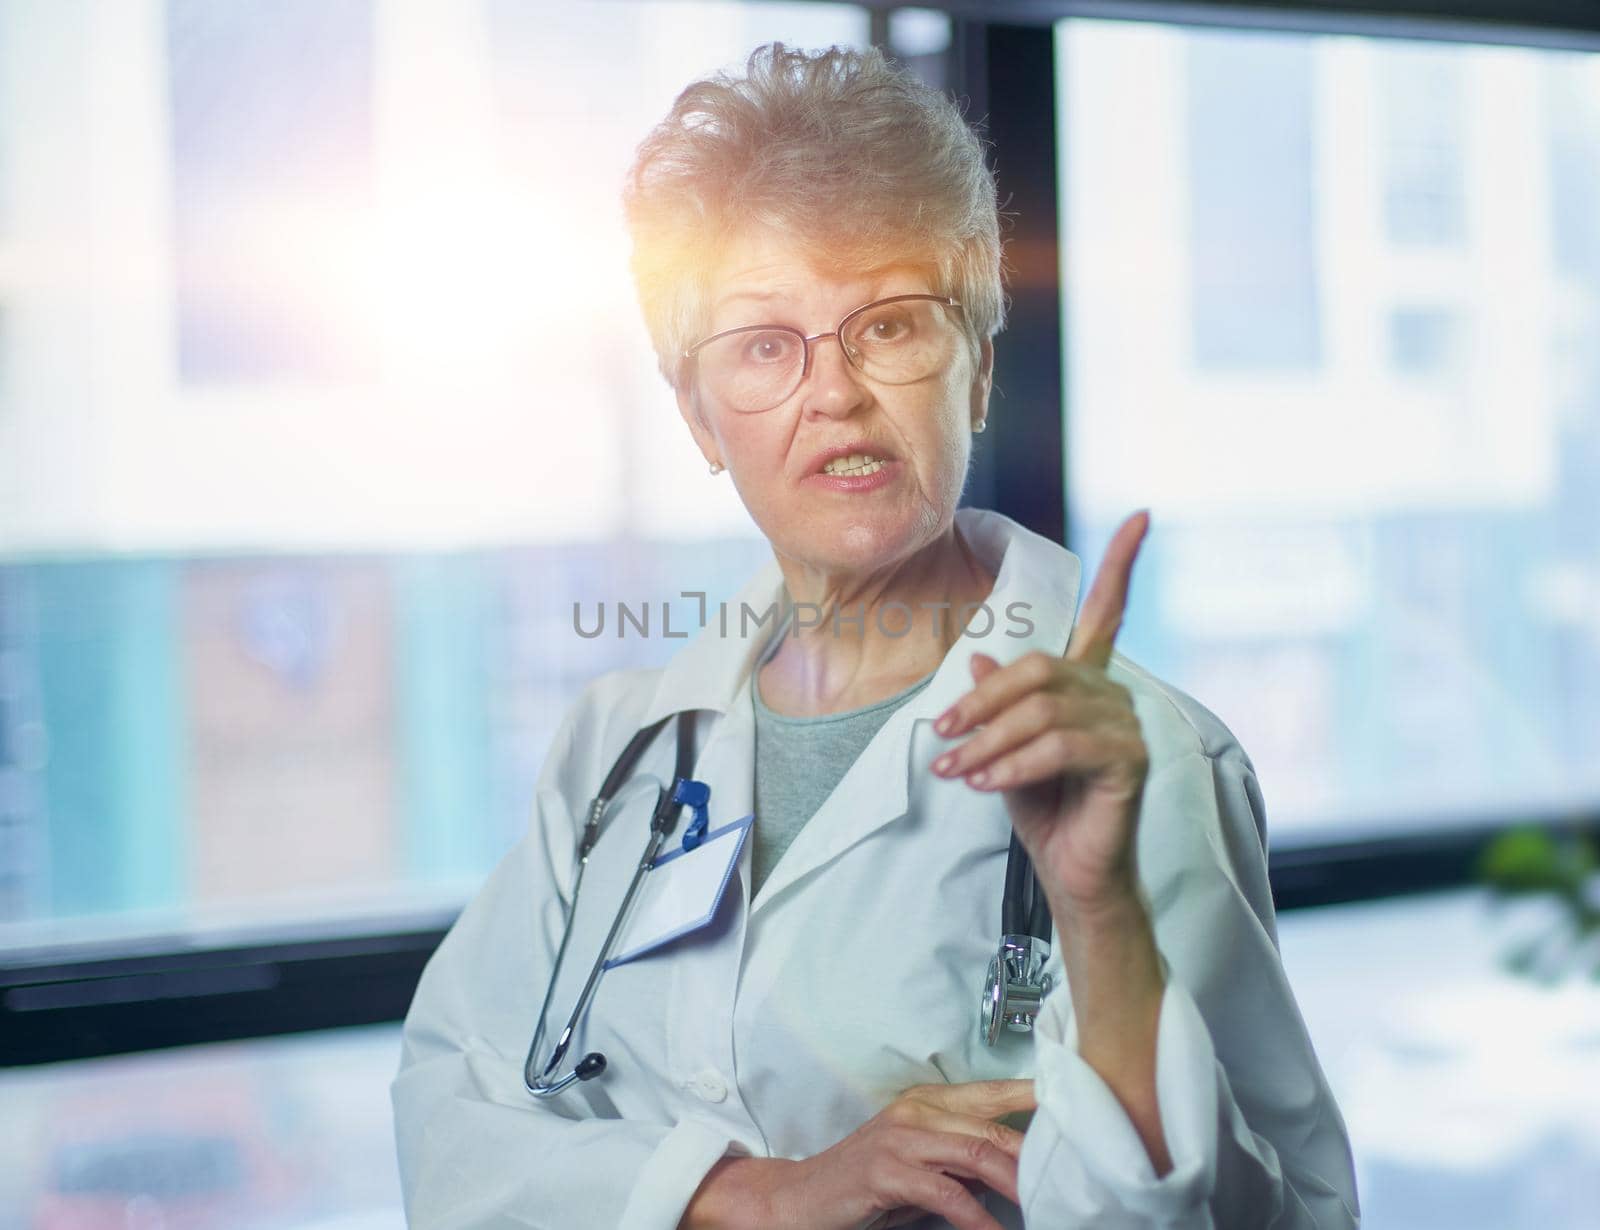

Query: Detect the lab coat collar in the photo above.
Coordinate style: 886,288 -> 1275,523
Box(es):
636,506 -> 1083,731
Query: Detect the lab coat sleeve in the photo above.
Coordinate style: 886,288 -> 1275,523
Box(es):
390,692 -> 744,1230
1015,747 -> 1361,1228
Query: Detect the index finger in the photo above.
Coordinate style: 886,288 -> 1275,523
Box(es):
905,1078 -> 1037,1119
1064,509 -> 1150,670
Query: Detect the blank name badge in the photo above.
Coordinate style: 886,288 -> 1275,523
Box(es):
602,814 -> 753,970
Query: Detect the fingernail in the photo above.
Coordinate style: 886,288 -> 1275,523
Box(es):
969,769 -> 990,787
934,712 -> 955,735
934,753 -> 954,775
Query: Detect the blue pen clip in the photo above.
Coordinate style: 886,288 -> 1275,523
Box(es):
675,779 -> 712,851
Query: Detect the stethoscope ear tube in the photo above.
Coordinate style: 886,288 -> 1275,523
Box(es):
526,711 -> 696,1098
1001,831 -> 1052,940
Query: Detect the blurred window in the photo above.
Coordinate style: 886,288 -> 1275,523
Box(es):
1388,305 -> 1465,378
55,1134 -> 245,1197
1,1021 -> 406,1225
1185,31 -> 1322,369
1058,20 -> 1600,842
169,0 -> 378,382
0,1 -> 866,953
1377,45 -> 1468,247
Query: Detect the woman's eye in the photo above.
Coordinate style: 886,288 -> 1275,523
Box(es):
864,314 -> 911,342
742,334 -> 793,363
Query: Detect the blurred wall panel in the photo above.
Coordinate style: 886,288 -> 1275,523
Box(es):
35,561 -> 185,918
182,561 -> 396,903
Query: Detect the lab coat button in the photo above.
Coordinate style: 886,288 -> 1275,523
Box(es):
691,1069 -> 728,1102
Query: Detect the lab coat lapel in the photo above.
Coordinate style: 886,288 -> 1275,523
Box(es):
694,677 -> 758,900
743,698 -> 918,918
658,687 -> 758,1097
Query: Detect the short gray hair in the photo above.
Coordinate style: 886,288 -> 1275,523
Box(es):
622,42 -> 1006,389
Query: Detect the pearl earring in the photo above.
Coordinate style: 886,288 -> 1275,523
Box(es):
972,420 -> 987,434
709,461 -> 725,475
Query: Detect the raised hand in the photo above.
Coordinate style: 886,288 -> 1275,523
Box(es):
930,510 -> 1152,913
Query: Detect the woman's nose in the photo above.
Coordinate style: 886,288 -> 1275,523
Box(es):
800,334 -> 868,417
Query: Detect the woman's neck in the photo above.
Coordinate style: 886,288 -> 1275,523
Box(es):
759,522 -> 996,718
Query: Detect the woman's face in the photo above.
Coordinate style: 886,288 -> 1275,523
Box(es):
675,228 -> 993,579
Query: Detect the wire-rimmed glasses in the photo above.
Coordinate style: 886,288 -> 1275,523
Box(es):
682,294 -> 966,414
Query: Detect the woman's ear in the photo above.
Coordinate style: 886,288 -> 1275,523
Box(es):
970,336 -> 995,420
674,381 -> 723,470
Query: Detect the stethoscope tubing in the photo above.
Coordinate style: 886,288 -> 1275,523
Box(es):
1003,829 -> 1053,940
525,849 -> 594,1095
526,823 -> 667,1096
525,711 -> 695,1097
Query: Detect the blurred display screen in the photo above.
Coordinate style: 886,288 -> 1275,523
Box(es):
1057,21 -> 1600,842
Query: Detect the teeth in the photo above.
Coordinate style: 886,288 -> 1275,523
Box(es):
823,453 -> 887,476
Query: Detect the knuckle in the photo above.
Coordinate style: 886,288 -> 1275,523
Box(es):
929,1174 -> 968,1207
963,1135 -> 997,1168
1022,652 -> 1053,684
866,1156 -> 899,1193
884,1099 -> 921,1127
1044,728 -> 1078,759
1020,691 -> 1056,726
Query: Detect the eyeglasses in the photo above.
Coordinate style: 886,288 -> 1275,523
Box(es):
682,294 -> 966,414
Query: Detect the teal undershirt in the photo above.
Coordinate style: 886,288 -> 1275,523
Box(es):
749,631 -> 936,899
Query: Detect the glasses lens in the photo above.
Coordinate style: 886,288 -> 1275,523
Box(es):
695,328 -> 804,413
842,298 -> 960,385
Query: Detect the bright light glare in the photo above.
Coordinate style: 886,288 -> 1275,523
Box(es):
357,181 -> 541,390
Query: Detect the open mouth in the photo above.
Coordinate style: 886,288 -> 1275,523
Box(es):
819,453 -> 892,477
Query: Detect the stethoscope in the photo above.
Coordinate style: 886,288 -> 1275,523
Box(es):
525,707 -> 1054,1098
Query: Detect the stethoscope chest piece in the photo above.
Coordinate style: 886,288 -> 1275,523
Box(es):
980,933 -> 1053,1047
980,827 -> 1055,1047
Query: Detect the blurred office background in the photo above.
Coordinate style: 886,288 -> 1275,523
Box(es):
1,1 -> 1597,1226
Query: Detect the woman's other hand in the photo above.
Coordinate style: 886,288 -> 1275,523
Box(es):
678,1078 -> 1036,1230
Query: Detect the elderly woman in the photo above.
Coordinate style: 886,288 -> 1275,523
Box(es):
392,43 -> 1358,1230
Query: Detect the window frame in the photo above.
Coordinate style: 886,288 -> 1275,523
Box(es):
4,0 -> 1600,1068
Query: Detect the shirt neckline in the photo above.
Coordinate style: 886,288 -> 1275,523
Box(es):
753,668 -> 938,725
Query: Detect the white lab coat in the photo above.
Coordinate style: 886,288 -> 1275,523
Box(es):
391,507 -> 1360,1229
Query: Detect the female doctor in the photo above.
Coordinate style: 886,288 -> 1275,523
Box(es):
391,42 -> 1359,1230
